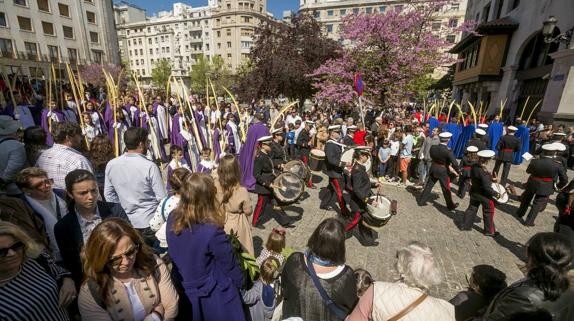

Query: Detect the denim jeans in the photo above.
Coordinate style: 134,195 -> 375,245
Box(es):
379,163 -> 387,177
418,160 -> 430,183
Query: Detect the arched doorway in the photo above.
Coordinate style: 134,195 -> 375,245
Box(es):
515,28 -> 560,121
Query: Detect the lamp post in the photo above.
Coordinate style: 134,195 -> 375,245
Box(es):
542,16 -> 574,49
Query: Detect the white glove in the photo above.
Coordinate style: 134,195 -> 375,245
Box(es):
113,122 -> 121,129
180,129 -> 192,141
47,111 -> 53,117
81,128 -> 86,136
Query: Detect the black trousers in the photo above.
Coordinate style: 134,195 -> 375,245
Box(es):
517,188 -> 549,225
418,172 -> 456,209
457,176 -> 471,199
320,176 -> 348,216
252,194 -> 293,227
493,160 -> 511,186
462,194 -> 496,233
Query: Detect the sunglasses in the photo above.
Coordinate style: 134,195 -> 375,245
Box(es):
0,241 -> 25,258
31,178 -> 54,189
107,244 -> 140,267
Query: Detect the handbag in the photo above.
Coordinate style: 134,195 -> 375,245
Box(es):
387,292 -> 428,321
304,252 -> 348,320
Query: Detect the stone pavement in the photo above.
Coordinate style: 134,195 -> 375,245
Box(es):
249,161 -> 572,300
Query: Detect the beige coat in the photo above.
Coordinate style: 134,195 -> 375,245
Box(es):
78,257 -> 178,321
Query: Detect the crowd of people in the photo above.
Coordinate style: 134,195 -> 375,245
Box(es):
0,78 -> 573,321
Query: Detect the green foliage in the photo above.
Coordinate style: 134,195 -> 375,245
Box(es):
190,54 -> 233,96
151,59 -> 172,89
228,230 -> 259,288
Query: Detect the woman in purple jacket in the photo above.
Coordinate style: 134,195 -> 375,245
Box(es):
167,173 -> 246,321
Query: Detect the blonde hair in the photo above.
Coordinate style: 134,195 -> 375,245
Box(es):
260,257 -> 280,284
0,221 -> 44,259
396,241 -> 442,290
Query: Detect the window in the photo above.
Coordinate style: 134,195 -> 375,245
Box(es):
314,11 -> 320,18
63,26 -> 73,38
41,21 -> 54,35
0,38 -> 14,57
217,31 -> 221,37
14,0 -> 27,6
366,7 -> 373,14
136,59 -> 139,66
134,49 -> 138,56
85,0 -> 94,3
129,50 -> 132,56
227,41 -> 231,48
379,6 -> 386,13
138,38 -> 142,45
18,16 -> 33,31
24,42 -> 37,60
327,10 -> 333,16
68,48 -> 78,63
353,8 -> 360,14
58,3 -> 70,17
89,31 -> 99,43
150,58 -> 154,64
139,48 -> 143,55
92,50 -> 103,63
37,0 -> 50,12
482,3 -> 491,23
339,9 -> 346,16
432,21 -> 441,30
326,24 -> 333,33
226,29 -> 231,36
449,18 -> 458,28
242,16 -> 251,23
451,3 -> 460,11
217,43 -> 221,49
86,11 -> 96,24
227,53 -> 231,58
0,12 -> 6,27
395,5 -> 403,12
47,45 -> 59,62
446,35 -> 456,44
141,69 -> 145,76
149,48 -> 152,54
140,59 -> 143,64
241,41 -> 252,49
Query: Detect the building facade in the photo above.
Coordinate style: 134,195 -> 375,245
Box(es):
451,0 -> 574,124
0,0 -> 120,79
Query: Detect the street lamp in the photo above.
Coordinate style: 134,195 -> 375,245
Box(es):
542,16 -> 574,49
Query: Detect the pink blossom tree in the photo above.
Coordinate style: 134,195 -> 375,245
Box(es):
311,0 -> 466,107
80,64 -> 124,87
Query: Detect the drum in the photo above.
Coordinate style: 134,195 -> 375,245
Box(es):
273,172 -> 304,205
284,160 -> 310,180
309,149 -> 325,172
365,195 -> 393,227
491,183 -> 509,204
341,147 -> 372,172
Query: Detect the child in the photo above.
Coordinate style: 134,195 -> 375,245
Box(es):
387,132 -> 400,182
197,147 -> 215,174
378,140 -> 391,179
81,112 -> 100,143
256,228 -> 287,266
242,257 -> 281,321
167,145 -> 190,192
286,123 -> 296,160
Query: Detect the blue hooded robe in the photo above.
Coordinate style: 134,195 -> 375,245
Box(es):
442,122 -> 463,150
488,121 -> 504,153
513,125 -> 530,165
454,124 -> 476,159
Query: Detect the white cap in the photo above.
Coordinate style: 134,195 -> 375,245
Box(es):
257,135 -> 273,143
328,125 -> 342,132
541,144 -> 557,152
475,128 -> 486,136
347,125 -> 358,131
507,126 -> 518,132
439,132 -> 453,140
271,128 -> 283,135
466,146 -> 479,152
305,120 -> 314,125
553,142 -> 567,152
553,132 -> 567,137
477,150 -> 495,158
478,123 -> 489,129
355,146 -> 371,155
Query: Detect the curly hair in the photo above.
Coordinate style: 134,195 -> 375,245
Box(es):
88,135 -> 115,171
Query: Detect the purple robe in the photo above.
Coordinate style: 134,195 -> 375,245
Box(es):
239,121 -> 269,191
40,108 -> 65,146
213,128 -> 222,162
225,123 -> 237,155
170,114 -> 184,147
142,114 -> 167,162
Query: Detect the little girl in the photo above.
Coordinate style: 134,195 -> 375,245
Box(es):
167,145 -> 191,192
242,257 -> 281,321
256,228 -> 287,266
197,147 -> 215,174
81,112 -> 100,143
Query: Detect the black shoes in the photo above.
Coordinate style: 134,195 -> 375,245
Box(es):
484,231 -> 500,237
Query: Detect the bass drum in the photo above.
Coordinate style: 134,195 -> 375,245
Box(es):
283,160 -> 310,180
491,183 -> 509,204
309,149 -> 325,172
365,195 -> 393,227
341,147 -> 371,172
273,172 -> 304,205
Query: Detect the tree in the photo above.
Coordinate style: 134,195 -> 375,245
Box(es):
189,54 -> 233,97
311,0 -> 461,107
80,64 -> 122,87
237,14 -> 341,103
151,58 -> 172,89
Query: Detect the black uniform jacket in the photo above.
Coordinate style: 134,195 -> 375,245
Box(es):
467,138 -> 488,151
496,134 -> 521,162
481,133 -> 491,148
469,164 -> 498,199
349,162 -> 371,212
269,141 -> 286,169
429,144 -> 460,175
253,152 -> 276,195
296,128 -> 311,149
525,157 -> 568,196
342,135 -> 356,146
459,156 -> 476,180
325,140 -> 345,178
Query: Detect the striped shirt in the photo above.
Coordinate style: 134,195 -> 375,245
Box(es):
35,143 -> 94,190
0,253 -> 70,321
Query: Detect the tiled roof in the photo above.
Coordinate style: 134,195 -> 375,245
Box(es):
449,17 -> 519,53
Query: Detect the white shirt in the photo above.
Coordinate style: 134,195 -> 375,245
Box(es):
150,195 -> 180,248
123,281 -> 147,321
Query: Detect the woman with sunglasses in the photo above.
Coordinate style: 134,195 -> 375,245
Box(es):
0,221 -> 76,321
78,218 -> 178,321
15,167 -> 68,261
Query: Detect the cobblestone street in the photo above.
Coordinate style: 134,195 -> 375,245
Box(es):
250,163 -> 572,300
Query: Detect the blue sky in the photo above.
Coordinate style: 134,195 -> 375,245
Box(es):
115,0 -> 300,19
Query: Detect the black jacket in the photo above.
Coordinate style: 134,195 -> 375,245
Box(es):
459,156 -> 477,180
496,134 -> 521,162
481,133 -> 491,148
469,164 -> 498,198
325,140 -> 345,178
429,144 -> 459,176
296,128 -> 311,150
349,163 -> 371,212
54,201 -> 128,288
253,152 -> 275,195
342,135 -> 356,146
525,157 -> 568,196
467,138 -> 488,151
269,141 -> 286,169
482,278 -> 574,321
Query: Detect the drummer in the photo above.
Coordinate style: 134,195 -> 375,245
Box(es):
457,146 -> 479,199
297,120 -> 314,188
269,128 -> 287,171
460,150 -> 500,236
320,125 -> 349,216
343,125 -> 358,146
252,135 -> 296,228
516,143 -> 568,226
346,146 -> 379,247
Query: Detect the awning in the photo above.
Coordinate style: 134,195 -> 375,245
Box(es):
450,17 -> 519,53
